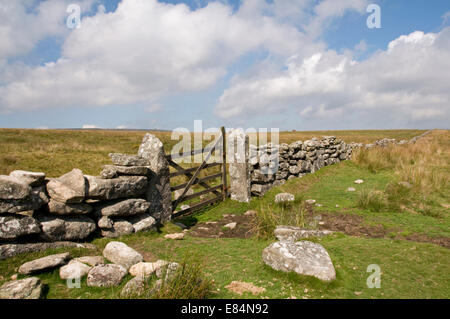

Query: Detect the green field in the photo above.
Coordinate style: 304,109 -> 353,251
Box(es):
0,129 -> 448,299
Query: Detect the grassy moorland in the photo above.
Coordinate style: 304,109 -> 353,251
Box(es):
0,129 -> 448,299
0,128 -> 425,177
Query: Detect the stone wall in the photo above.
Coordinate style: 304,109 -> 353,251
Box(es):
248,136 -> 352,196
0,133 -> 172,244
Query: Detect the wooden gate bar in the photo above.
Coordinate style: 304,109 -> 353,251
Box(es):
169,162 -> 221,178
172,184 -> 223,206
172,136 -> 223,209
170,173 -> 223,192
172,195 -> 223,218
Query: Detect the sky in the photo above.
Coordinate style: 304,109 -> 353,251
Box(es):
0,0 -> 449,131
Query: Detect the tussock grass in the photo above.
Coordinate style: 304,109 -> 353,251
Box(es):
353,130 -> 449,217
252,199 -> 307,239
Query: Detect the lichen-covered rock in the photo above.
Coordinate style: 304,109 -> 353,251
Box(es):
18,252 -> 71,275
274,226 -> 333,242
95,199 -> 150,217
46,169 -> 86,203
0,215 -> 41,240
129,260 -> 168,278
262,241 -> 336,282
121,276 -> 146,297
87,264 -> 127,287
0,175 -> 31,200
59,260 -> 92,280
9,171 -> 46,187
0,277 -> 44,299
101,165 -> 153,179
100,220 -> 134,238
37,215 -> 96,242
47,199 -> 92,215
74,256 -> 105,267
129,214 -> 156,233
98,216 -> 113,229
109,153 -> 150,167
85,175 -> 148,201
103,241 -> 143,270
0,186 -> 49,214
138,133 -> 172,223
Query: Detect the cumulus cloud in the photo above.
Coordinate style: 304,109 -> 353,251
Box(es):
215,28 -> 450,128
0,0 -> 316,113
82,124 -> 101,129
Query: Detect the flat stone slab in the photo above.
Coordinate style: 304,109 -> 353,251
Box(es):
85,176 -> 148,201
18,252 -> 71,275
96,199 -> 150,217
164,233 -> 184,240
103,241 -> 143,270
47,199 -> 92,215
74,256 -> 105,267
100,220 -> 134,238
101,165 -> 152,179
0,277 -> 44,299
38,215 -> 96,242
87,264 -> 127,287
0,175 -> 31,200
129,214 -> 156,233
274,226 -> 334,242
109,153 -> 150,167
262,241 -> 336,282
0,215 -> 41,240
0,186 -> 49,214
0,242 -> 96,260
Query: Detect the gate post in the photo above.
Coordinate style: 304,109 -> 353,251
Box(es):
228,129 -> 251,203
138,133 -> 172,223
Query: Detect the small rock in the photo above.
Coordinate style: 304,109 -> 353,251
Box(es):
244,210 -> 257,216
18,252 -> 71,275
98,216 -> 114,229
224,222 -> 237,230
129,260 -> 169,278
164,233 -> 184,240
305,199 -> 316,205
354,179 -> 364,184
96,199 -> 150,217
103,241 -> 143,270
87,264 -> 127,287
121,276 -> 146,297
347,187 -> 356,192
129,214 -> 156,233
398,181 -> 413,189
155,262 -> 180,281
10,274 -> 18,280
59,260 -> 92,280
100,220 -> 134,238
0,277 -> 44,299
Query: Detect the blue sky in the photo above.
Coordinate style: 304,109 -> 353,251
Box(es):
0,0 -> 449,131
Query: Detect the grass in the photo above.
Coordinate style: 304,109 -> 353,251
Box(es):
0,129 -> 448,299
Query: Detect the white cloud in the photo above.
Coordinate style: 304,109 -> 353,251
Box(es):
0,0 -> 316,113
82,124 -> 101,129
215,28 -> 450,128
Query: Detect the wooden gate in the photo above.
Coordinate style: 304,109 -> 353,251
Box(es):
167,127 -> 228,218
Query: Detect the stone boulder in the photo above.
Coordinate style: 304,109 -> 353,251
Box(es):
46,169 -> 86,203
0,175 -> 31,200
47,199 -> 92,215
101,165 -> 152,179
95,199 -> 150,217
138,133 -> 172,223
164,233 -> 184,240
85,176 -> 148,201
129,260 -> 169,278
274,193 -> 295,203
262,241 -> 336,282
38,215 -> 96,242
87,264 -> 128,287
121,276 -> 146,297
274,226 -> 333,242
100,220 -> 134,238
129,214 -> 157,233
59,260 -> 92,280
9,171 -> 46,187
0,215 -> 41,240
74,256 -> 105,267
103,241 -> 143,270
18,252 -> 70,275
0,277 -> 44,299
109,153 -> 150,167
98,216 -> 114,229
0,186 -> 49,214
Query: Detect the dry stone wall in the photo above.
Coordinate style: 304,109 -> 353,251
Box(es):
0,133 -> 172,245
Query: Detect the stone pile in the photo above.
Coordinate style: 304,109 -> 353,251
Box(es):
0,133 -> 172,244
249,136 -> 352,196
0,241 -> 180,299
